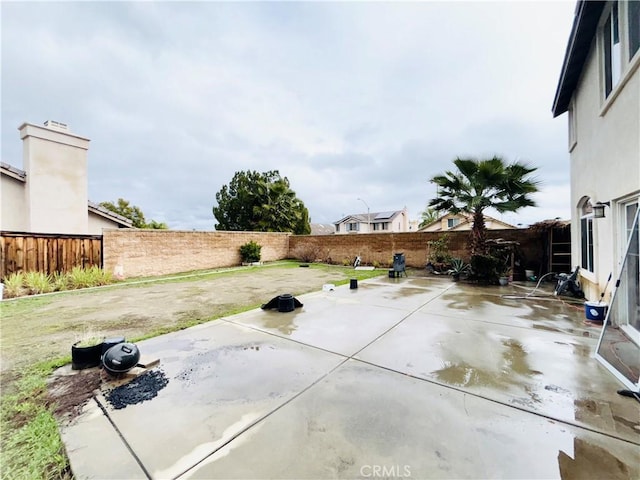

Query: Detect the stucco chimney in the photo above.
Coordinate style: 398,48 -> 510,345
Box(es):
19,121 -> 91,234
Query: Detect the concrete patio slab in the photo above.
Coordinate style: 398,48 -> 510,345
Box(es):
60,398 -> 148,480
180,360 -> 639,480
356,307 -> 639,442
417,284 -> 596,337
58,277 -> 640,480
228,299 -> 423,358
80,321 -> 346,478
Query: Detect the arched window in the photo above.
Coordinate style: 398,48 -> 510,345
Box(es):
580,198 -> 595,272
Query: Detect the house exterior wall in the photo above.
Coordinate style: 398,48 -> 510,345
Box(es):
0,174 -> 27,231
20,122 -> 90,234
88,211 -> 126,234
393,210 -> 409,232
420,213 -> 517,232
569,5 -> 640,300
335,209 -> 410,234
421,214 -> 467,232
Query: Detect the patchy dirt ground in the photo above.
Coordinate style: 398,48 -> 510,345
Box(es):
1,264 -> 386,377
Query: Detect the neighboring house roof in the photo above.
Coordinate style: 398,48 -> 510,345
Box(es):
87,201 -> 133,228
310,223 -> 335,235
552,1 -> 606,117
418,213 -> 518,232
334,210 -> 404,225
1,162 -> 27,182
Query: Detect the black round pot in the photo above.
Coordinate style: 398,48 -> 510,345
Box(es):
71,342 -> 103,370
102,343 -> 140,374
278,294 -> 295,312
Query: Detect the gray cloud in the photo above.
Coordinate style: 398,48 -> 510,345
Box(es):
2,1 -> 576,230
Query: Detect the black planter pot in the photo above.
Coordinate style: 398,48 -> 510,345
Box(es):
71,342 -> 103,370
277,294 -> 295,312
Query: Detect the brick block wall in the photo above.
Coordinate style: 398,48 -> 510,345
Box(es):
102,229 -> 290,278
102,228 -> 545,279
289,229 -> 542,274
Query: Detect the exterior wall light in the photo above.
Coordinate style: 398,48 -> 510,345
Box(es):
593,201 -> 610,218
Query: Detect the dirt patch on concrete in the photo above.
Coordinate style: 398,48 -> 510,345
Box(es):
48,369 -> 103,421
1,265 -> 383,377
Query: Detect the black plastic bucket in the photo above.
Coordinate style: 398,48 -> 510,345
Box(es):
278,294 -> 295,312
350,278 -> 358,289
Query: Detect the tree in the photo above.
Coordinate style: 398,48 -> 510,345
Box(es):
146,219 -> 169,230
213,170 -> 311,234
419,206 -> 439,228
428,156 -> 538,255
99,198 -> 168,229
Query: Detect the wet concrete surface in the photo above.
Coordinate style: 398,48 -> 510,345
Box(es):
60,277 -> 640,479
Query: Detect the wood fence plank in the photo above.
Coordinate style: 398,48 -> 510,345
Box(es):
0,233 -> 103,280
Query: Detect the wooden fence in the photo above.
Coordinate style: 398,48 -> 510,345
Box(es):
0,232 -> 102,280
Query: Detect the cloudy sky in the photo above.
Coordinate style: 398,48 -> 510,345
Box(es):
2,1 -> 576,230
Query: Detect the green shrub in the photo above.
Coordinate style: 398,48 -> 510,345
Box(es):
51,272 -> 68,291
88,265 -> 112,286
3,267 -> 112,298
427,234 -> 453,265
67,266 -> 92,289
3,272 -> 25,298
67,265 -> 110,289
23,271 -> 53,295
239,241 -> 262,263
470,254 -> 502,283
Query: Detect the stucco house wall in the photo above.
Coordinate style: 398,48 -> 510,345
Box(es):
88,211 -> 126,233
554,1 -> 640,300
0,167 -> 27,231
420,213 -> 518,232
334,208 -> 409,234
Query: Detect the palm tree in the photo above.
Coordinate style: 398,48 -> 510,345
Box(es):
429,156 -> 539,255
418,206 -> 439,228
253,176 -> 311,234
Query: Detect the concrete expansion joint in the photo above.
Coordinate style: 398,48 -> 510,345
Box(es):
93,396 -> 152,479
355,358 -> 640,448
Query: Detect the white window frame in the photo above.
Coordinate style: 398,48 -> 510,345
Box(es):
600,1 -> 640,114
580,200 -> 595,273
447,218 -> 460,229
603,1 -> 622,97
617,197 -> 639,262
